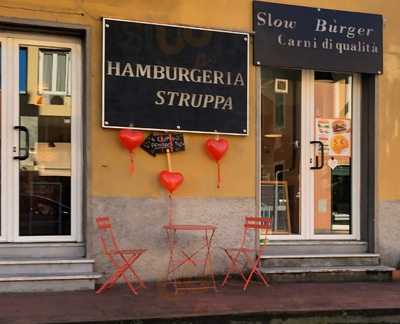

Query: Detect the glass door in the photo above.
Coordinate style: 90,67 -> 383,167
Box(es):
259,68 -> 360,241
18,44 -> 73,239
309,71 -> 360,239
0,40 -> 4,241
0,35 -> 82,242
260,67 -> 302,238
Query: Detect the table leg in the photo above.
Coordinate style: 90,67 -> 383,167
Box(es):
165,229 -> 178,292
203,229 -> 217,292
164,226 -> 218,293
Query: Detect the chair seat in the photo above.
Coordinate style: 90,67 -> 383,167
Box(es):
115,249 -> 147,255
223,247 -> 264,254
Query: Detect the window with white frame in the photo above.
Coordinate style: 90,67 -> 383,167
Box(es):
38,49 -> 71,95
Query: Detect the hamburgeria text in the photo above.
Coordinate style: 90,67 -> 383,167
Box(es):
107,61 -> 245,111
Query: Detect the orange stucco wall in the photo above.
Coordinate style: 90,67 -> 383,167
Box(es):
0,0 -> 397,201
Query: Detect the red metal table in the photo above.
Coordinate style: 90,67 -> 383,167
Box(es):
163,224 -> 217,293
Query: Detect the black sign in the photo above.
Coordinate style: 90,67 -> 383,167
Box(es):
253,2 -> 383,73
141,133 -> 185,156
103,19 -> 249,135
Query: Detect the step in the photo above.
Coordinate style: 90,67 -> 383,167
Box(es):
0,272 -> 102,293
0,258 -> 94,275
264,240 -> 367,255
260,265 -> 394,283
0,243 -> 85,258
261,254 -> 380,268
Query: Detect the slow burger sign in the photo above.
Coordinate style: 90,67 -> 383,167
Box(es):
253,2 -> 383,73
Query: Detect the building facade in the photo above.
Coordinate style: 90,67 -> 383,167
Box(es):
0,0 -> 397,291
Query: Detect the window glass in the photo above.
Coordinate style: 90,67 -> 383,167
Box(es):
314,72 -> 353,235
40,50 -> 69,94
19,47 -> 27,93
42,52 -> 53,91
56,53 -> 67,92
275,93 -> 284,129
19,45 -> 72,236
0,44 -> 2,234
260,68 -> 301,236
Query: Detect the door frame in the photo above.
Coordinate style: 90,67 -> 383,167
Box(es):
257,67 -> 361,240
0,32 -> 82,242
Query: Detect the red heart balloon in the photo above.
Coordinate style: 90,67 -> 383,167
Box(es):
119,129 -> 144,152
159,170 -> 184,194
205,138 -> 229,162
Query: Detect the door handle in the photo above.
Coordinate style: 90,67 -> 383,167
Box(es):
310,140 -> 324,170
13,126 -> 30,161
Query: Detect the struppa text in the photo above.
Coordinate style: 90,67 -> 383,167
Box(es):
107,61 -> 245,111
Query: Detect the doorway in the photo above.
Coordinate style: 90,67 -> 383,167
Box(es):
259,68 -> 360,240
0,33 -> 82,242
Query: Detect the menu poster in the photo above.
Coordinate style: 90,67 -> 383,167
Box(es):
316,118 -> 351,157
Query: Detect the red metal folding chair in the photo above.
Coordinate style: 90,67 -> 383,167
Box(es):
221,216 -> 272,290
95,216 -> 147,295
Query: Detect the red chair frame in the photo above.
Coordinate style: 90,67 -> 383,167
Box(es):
95,216 -> 147,295
221,216 -> 272,290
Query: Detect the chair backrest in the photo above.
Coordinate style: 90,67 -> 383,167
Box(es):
96,216 -> 120,255
239,216 -> 272,249
244,216 -> 272,231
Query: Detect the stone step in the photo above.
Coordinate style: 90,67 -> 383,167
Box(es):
260,265 -> 394,283
0,272 -> 102,293
264,240 -> 367,255
0,243 -> 85,258
261,254 -> 380,268
0,258 -> 94,275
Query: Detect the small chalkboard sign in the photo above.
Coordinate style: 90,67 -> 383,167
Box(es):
260,181 -> 291,234
141,133 -> 185,156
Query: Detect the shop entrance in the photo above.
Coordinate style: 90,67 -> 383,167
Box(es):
0,33 -> 82,242
260,68 -> 360,240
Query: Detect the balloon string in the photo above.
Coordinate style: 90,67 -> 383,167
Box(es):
217,161 -> 221,189
168,134 -> 173,151
129,151 -> 135,174
168,194 -> 173,225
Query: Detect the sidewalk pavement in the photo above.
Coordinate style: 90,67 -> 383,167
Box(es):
3,280 -> 400,323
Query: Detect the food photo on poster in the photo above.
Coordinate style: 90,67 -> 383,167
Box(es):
316,118 -> 351,157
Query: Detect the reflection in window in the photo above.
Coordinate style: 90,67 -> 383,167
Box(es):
314,72 -> 353,235
19,45 -> 72,236
0,45 -> 2,234
19,47 -> 27,93
260,68 -> 301,236
274,94 -> 285,129
39,50 -> 70,94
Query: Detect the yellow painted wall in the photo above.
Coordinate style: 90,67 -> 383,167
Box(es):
0,0 -> 398,200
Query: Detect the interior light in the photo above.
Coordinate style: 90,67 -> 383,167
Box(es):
264,134 -> 283,138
